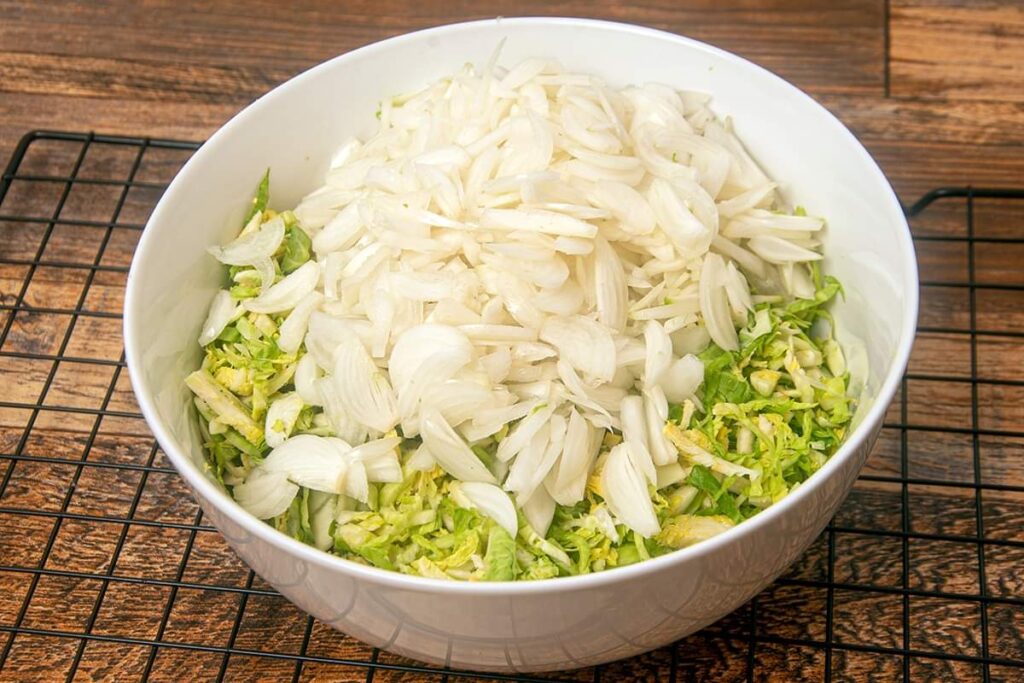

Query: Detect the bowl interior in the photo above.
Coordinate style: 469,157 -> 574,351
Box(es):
125,17 -> 916,576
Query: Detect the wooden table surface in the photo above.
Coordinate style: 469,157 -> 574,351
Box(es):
0,1 -> 1022,681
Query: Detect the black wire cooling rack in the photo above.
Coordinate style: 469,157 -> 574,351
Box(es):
0,131 -> 1021,682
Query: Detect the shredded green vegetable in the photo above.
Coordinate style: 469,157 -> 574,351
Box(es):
242,169 -> 270,227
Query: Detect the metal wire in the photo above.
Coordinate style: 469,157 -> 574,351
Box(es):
0,131 -> 1021,681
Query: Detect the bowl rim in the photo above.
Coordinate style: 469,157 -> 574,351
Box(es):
124,15 -> 919,595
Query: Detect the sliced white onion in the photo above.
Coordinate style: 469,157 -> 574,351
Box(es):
344,459 -> 370,502
587,180 -> 656,235
620,395 -> 656,485
553,235 -> 594,255
422,380 -> 497,428
390,271 -> 456,301
479,208 -> 597,238
615,336 -> 647,368
420,409 -> 497,483
747,235 -> 824,264
479,348 -> 512,384
459,324 -> 538,343
261,434 -> 349,493
671,323 -> 711,357
233,469 -> 298,520
547,409 -> 601,505
534,280 -> 584,317
723,261 -> 754,318
510,341 -> 557,363
390,324 -> 474,430
503,420 -> 551,496
198,290 -> 241,346
317,377 -> 368,445
308,491 -> 337,550
264,392 -> 304,449
601,443 -> 660,538
429,298 -> 482,326
333,335 -> 399,433
455,481 -> 519,538
491,271 -> 546,329
294,353 -> 322,405
349,436 -> 403,483
407,443 -> 436,471
662,354 -> 704,404
556,359 -> 622,426
294,186 -> 358,230
716,182 -> 777,218
523,486 -> 556,537
724,209 -> 824,239
593,237 -> 628,332
648,178 -> 714,256
496,400 -> 556,462
313,200 -> 364,254
499,57 -> 549,90
462,399 -> 536,442
278,291 -> 323,354
656,462 -> 687,489
699,253 -> 739,351
208,214 -> 285,267
509,413 -> 565,505
389,323 -> 474,388
790,263 -> 817,300
539,315 -> 616,383
642,320 -> 673,389
644,386 -> 677,466
711,234 -> 767,281
243,261 -> 320,314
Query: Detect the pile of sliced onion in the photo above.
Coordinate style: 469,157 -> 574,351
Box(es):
209,55 -> 822,538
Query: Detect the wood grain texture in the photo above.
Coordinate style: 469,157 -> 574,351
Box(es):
891,0 -> 1024,102
0,1 -> 1023,681
0,0 -> 886,172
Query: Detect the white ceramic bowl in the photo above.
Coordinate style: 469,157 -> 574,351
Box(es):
124,17 -> 917,672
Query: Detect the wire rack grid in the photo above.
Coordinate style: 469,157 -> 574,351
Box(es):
0,131 -> 1021,682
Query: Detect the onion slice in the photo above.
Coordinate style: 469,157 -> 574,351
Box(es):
198,290 -> 241,346
420,409 -> 497,484
601,443 -> 659,538
455,482 -> 519,538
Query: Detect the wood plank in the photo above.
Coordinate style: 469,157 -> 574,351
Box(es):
0,1 -> 886,94
890,0 -> 1024,102
0,51 -> 292,105
819,94 -> 1024,147
0,633 -> 80,683
863,138 -> 1024,199
0,0 -> 887,163
0,92 -> 229,159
